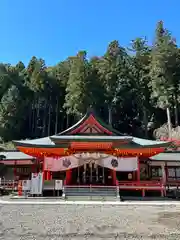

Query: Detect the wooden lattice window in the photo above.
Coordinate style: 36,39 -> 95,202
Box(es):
151,166 -> 162,178
168,167 -> 180,180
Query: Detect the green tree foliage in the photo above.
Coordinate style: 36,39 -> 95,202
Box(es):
1,20 -> 180,143
149,21 -> 180,136
64,51 -> 91,118
98,40 -> 129,124
129,37 -> 152,137
150,21 -> 177,109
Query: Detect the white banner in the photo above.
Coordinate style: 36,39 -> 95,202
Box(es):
22,180 -> 31,191
55,180 -> 63,190
30,172 -> 43,195
44,154 -> 138,172
97,157 -> 138,171
44,157 -> 84,172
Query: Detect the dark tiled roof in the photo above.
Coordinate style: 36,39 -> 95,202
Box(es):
150,152 -> 180,161
0,151 -> 34,160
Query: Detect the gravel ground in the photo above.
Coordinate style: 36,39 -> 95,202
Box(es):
0,203 -> 180,240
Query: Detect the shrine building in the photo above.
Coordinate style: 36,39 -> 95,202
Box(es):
1,109 -> 180,197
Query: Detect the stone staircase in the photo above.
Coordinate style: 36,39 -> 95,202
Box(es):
64,186 -> 119,201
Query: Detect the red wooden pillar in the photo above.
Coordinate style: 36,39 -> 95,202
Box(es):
47,171 -> 51,180
47,171 -> 52,181
66,169 -> 72,185
42,158 -> 46,181
111,169 -> 116,185
43,171 -> 46,180
43,158 -> 51,180
137,158 -> 140,182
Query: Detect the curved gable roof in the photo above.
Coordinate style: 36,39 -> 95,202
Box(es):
58,109 -> 123,136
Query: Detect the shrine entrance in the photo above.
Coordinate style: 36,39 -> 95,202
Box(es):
71,163 -> 114,185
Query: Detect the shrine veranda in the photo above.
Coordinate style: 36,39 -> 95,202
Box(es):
0,109 -> 180,198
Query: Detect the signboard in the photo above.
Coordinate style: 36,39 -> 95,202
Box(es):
30,172 -> 43,195
55,180 -> 63,190
22,180 -> 31,191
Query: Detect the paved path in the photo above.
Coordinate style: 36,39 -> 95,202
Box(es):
1,201 -> 180,239
1,197 -> 180,205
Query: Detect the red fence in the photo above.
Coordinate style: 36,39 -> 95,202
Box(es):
0,180 -> 18,190
118,180 -> 165,196
119,180 -> 164,189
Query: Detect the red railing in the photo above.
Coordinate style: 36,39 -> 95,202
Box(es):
119,180 -> 162,186
118,181 -> 164,190
0,180 -> 18,190
166,180 -> 180,187
118,180 -> 165,197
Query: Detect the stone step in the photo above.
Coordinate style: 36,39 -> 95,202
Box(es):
64,187 -> 117,199
66,195 -> 119,201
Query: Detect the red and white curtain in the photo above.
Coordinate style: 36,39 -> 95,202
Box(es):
44,154 -> 138,172
97,157 -> 138,171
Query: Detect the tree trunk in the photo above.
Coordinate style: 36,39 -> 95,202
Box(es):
36,98 -> 40,136
174,96 -> 179,127
108,106 -> 112,125
143,107 -> 148,138
34,98 -> 38,136
166,107 -> 172,138
55,97 -> 59,134
42,100 -> 47,137
31,101 -> 35,135
66,114 -> 69,128
174,105 -> 178,127
29,104 -> 33,135
48,103 -> 51,136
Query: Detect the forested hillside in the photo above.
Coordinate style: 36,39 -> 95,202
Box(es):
0,21 -> 180,143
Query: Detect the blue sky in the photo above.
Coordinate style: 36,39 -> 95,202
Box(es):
0,0 -> 179,66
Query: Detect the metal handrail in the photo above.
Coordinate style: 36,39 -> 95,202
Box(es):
64,185 -> 117,188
